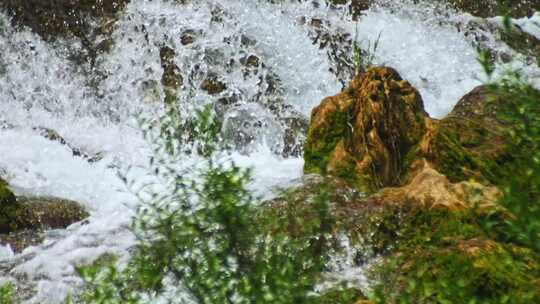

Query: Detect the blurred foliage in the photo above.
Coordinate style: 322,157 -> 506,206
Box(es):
77,99 -> 342,303
0,283 -> 15,304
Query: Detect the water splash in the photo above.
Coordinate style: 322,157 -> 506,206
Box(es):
0,0 -> 538,302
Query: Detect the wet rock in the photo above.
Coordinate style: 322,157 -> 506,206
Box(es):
0,0 -> 129,40
201,74 -> 227,95
304,67 -> 427,192
160,46 -> 183,91
240,54 -> 261,68
0,0 -> 129,64
0,230 -> 44,253
327,0 -> 372,19
499,23 -> 540,64
0,196 -> 88,234
180,29 -> 198,45
280,115 -> 309,158
441,0 -> 536,18
0,178 -> 88,251
454,18 -> 539,65
305,17 -> 355,86
417,85 -> 515,184
34,127 -> 103,163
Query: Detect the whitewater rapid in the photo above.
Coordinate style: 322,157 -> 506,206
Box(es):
0,0 -> 538,302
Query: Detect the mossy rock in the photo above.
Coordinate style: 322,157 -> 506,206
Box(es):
0,179 -> 16,207
305,72 -> 534,192
262,174 -> 408,257
0,0 -> 130,40
263,175 -> 358,240
419,85 -> 518,184
369,204 -> 540,303
0,196 -> 89,234
304,67 -> 428,192
435,0 -> 536,18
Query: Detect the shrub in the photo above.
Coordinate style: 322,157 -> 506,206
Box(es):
0,283 -> 15,304
77,97 -> 335,303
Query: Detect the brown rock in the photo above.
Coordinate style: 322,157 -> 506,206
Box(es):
180,32 -> 195,45
376,160 -> 501,211
0,230 -> 44,253
159,46 -> 183,91
0,196 -> 89,234
444,0 -> 536,18
201,75 -> 227,95
304,67 -> 427,192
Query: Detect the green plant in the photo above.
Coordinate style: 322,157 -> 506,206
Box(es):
369,204 -> 540,304
78,94 -> 336,303
352,25 -> 381,75
482,72 -> 540,252
0,282 -> 15,304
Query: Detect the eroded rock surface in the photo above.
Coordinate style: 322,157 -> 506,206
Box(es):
304,67 -> 427,192
304,67 -> 528,196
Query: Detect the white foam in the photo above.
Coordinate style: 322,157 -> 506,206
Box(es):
0,0 -> 538,302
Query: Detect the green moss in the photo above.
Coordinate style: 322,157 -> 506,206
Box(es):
0,184 -> 15,206
369,203 -> 540,304
312,287 -> 366,304
0,282 -> 15,304
431,125 -> 479,182
428,118 -> 505,184
304,109 -> 350,175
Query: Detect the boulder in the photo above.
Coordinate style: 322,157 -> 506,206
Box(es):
0,178 -> 89,252
304,67 -> 527,192
0,196 -> 88,234
417,85 -> 513,184
304,67 -> 427,192
0,0 -> 129,41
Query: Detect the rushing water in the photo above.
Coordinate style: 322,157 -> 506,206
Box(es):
0,0 -> 538,302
